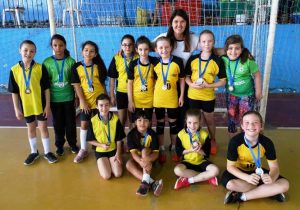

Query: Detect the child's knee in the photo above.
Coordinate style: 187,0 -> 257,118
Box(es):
101,173 -> 111,180
174,164 -> 184,176
226,180 -> 236,190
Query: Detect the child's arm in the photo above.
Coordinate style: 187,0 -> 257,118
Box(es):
11,93 -> 23,120
227,161 -> 260,186
261,160 -> 280,184
185,76 -> 202,89
178,77 -> 185,107
88,140 -> 110,150
114,141 -> 123,164
253,70 -> 262,101
73,84 -> 90,113
127,79 -> 135,112
109,78 -> 116,106
203,78 -> 226,89
43,89 -> 50,118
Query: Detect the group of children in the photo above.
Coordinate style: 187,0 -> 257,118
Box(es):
8,31 -> 289,202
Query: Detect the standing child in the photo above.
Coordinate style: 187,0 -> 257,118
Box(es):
153,36 -> 185,163
8,40 -> 58,165
108,34 -> 139,127
43,34 -> 79,156
71,41 -> 107,163
221,111 -> 289,204
185,30 -> 226,155
222,35 -> 262,137
126,110 -> 163,197
87,94 -> 125,179
128,35 -> 158,126
174,109 -> 219,190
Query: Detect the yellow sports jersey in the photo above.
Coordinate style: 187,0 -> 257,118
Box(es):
108,53 -> 139,93
8,61 -> 49,117
153,56 -> 184,108
227,133 -> 277,172
89,113 -> 122,153
177,128 -> 209,165
186,54 -> 226,101
71,62 -> 105,109
128,57 -> 158,108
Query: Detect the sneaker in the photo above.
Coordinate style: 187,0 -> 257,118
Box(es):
172,153 -> 181,162
56,147 -> 64,156
136,181 -> 150,196
44,152 -> 58,164
24,151 -> 40,165
70,146 -> 79,154
174,177 -> 190,190
151,179 -> 163,196
272,193 -> 286,202
73,149 -> 88,163
158,150 -> 166,164
208,177 -> 218,186
224,191 -> 242,204
210,139 -> 217,155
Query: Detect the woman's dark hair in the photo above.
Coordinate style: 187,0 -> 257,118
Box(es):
50,34 -> 70,57
224,34 -> 254,64
135,35 -> 152,50
167,9 -> 190,52
81,41 -> 107,84
121,34 -> 135,44
20,40 -> 36,50
96,93 -> 111,103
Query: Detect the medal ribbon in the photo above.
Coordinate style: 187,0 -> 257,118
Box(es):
198,53 -> 212,79
21,61 -> 34,91
187,128 -> 200,146
142,130 -> 149,146
123,53 -> 133,73
160,56 -> 173,87
227,57 -> 239,86
99,113 -> 111,145
137,59 -> 150,88
52,56 -> 65,82
82,61 -> 94,89
244,135 -> 261,168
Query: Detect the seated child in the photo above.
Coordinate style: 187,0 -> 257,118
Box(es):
221,111 -> 289,204
126,110 -> 163,196
174,109 -> 219,190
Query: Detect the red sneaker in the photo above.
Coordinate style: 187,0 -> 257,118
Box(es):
158,151 -> 166,164
174,177 -> 190,190
172,153 -> 181,162
210,139 -> 217,155
207,177 -> 218,186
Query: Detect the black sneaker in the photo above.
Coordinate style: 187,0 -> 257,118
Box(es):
44,152 -> 58,164
56,147 -> 64,156
136,181 -> 150,196
24,151 -> 39,165
273,193 -> 286,202
151,179 -> 163,196
70,146 -> 79,154
224,191 -> 242,204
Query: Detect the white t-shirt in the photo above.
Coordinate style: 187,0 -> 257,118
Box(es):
154,32 -> 199,67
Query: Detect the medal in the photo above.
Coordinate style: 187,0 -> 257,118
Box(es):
160,56 -> 172,92
106,142 -> 111,146
255,167 -> 264,176
141,84 -> 147,91
137,59 -> 150,93
192,141 -> 199,148
25,88 -> 31,94
88,87 -> 94,93
52,56 -> 65,87
58,82 -> 64,88
82,61 -> 94,94
228,85 -> 234,92
162,85 -> 167,90
227,58 -> 239,92
196,78 -> 204,85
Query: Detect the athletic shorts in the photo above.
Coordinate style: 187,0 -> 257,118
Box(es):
80,109 -> 98,121
131,108 -> 153,122
188,98 -> 215,113
25,114 -> 47,124
155,107 -> 178,120
116,91 -> 128,110
181,160 -> 212,173
95,149 -> 116,160
221,168 -> 285,187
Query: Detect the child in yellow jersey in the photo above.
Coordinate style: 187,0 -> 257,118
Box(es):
108,34 -> 139,127
8,40 -> 58,165
71,41 -> 107,163
128,36 -> 158,127
185,30 -> 226,155
153,36 -> 185,164
221,111 -> 289,204
126,110 -> 163,197
174,109 -> 219,190
87,94 -> 125,179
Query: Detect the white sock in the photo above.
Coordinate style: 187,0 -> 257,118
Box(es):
142,173 -> 151,184
171,144 -> 176,151
240,193 -> 247,201
188,177 -> 195,184
149,177 -> 154,184
160,145 -> 165,151
41,138 -> 50,154
80,129 -> 88,150
28,137 -> 37,153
